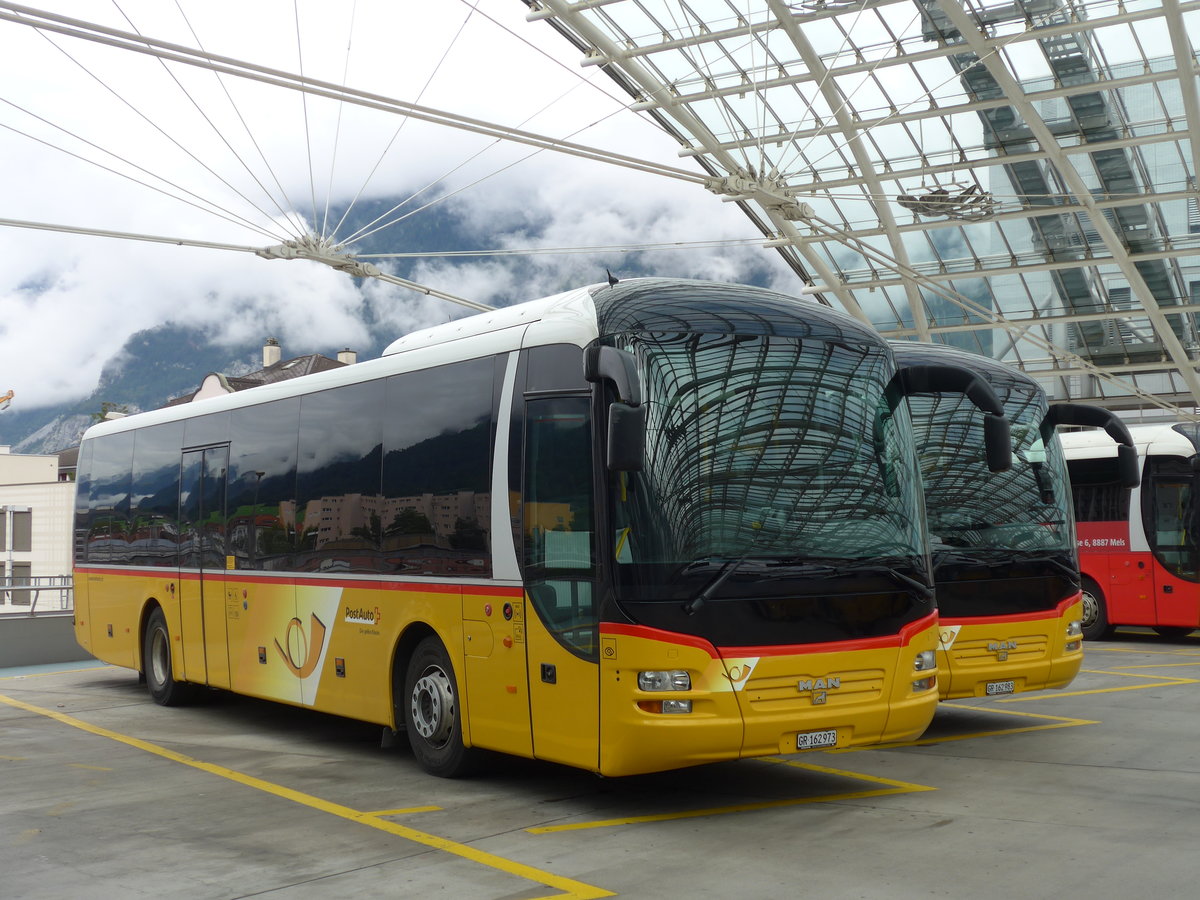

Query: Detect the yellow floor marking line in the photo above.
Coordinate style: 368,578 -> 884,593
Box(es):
1088,646 -> 1200,658
833,706 -> 1098,751
0,665 -> 113,680
365,806 -> 442,816
1104,662 -> 1200,671
527,759 -> 935,834
68,763 -> 114,771
999,668 -> 1199,702
0,692 -> 612,900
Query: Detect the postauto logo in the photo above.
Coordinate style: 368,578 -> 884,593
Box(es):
345,605 -> 382,626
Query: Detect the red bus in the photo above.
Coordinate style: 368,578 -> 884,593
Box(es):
1061,423 -> 1199,640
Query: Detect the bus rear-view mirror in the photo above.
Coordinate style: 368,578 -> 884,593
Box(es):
984,415 -> 1011,473
607,402 -> 645,472
1118,444 -> 1140,488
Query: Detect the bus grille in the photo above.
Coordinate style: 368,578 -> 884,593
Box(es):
949,634 -> 1048,668
741,667 -> 885,710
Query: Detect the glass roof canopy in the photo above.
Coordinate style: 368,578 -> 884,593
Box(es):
522,0 -> 1200,418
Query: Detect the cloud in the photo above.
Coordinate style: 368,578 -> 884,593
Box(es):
0,1 -> 797,415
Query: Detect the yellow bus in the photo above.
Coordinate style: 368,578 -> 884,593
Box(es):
891,341 -> 1134,700
74,277 -> 952,777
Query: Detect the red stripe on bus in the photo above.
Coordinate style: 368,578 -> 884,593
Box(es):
600,622 -> 719,656
719,611 -> 938,657
73,567 -> 522,596
602,611 -> 938,658
938,593 -> 1080,627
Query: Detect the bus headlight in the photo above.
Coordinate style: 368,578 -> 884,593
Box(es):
912,676 -> 937,692
913,650 -> 936,672
638,670 -> 691,691
1066,619 -> 1082,651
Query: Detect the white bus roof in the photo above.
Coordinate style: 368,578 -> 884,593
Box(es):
1059,422 -> 1196,460
82,284 -> 603,442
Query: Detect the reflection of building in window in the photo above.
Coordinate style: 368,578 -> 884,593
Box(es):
298,491 -> 491,550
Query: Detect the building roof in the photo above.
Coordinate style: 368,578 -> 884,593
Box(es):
167,352 -> 348,406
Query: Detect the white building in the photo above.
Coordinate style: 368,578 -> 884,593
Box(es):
0,446 -> 74,612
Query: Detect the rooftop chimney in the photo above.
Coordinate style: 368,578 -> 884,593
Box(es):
337,348 -> 357,365
263,338 -> 281,368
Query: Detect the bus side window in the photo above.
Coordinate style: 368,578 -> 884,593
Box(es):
523,396 -> 597,658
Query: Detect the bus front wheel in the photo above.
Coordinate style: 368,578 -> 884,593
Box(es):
143,608 -> 193,706
403,637 -> 479,778
1080,578 -> 1112,642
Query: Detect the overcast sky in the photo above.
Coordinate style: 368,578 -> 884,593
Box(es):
0,1 -> 795,414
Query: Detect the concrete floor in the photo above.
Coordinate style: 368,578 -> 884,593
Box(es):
2,629 -> 1199,900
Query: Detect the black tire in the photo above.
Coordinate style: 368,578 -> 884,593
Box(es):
1080,578 -> 1112,642
143,607 -> 194,706
1152,626 -> 1195,640
403,636 -> 479,777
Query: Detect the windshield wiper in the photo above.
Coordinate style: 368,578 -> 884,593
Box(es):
682,552 -> 756,616
841,563 -> 934,600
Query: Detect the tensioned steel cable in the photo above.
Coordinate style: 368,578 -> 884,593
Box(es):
0,104 -> 284,242
166,0 -> 306,237
0,3 -> 709,186
101,0 -> 303,240
344,88 -> 649,247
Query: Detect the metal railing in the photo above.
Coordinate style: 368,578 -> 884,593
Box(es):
0,576 -> 74,616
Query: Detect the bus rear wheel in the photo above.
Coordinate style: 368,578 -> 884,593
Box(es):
403,637 -> 479,778
143,607 -> 194,706
1152,626 -> 1194,640
1080,578 -> 1112,642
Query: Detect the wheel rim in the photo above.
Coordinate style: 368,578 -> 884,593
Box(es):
149,626 -> 170,689
1080,590 -> 1099,630
410,665 -> 455,748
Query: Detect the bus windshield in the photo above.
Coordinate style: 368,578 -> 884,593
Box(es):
918,384 -> 1072,558
607,330 -> 930,642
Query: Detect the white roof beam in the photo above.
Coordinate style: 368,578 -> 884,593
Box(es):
1163,0 -> 1200,189
535,0 -> 873,324
926,0 -> 1200,404
765,0 -> 930,339
818,244 -> 1200,290
678,74 -> 1194,161
785,129 -> 1191,194
878,303 -> 1200,338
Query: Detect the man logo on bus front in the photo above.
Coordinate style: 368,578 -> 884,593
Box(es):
798,677 -> 840,704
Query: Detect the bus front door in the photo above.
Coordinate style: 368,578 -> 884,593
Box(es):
178,446 -> 231,688
525,576 -> 600,770
519,397 -> 601,771
1145,460 -> 1200,628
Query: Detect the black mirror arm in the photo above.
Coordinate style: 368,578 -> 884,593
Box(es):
585,345 -> 642,407
1039,403 -> 1133,449
888,363 -> 1012,472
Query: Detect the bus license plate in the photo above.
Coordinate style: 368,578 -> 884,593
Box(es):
986,680 -> 1015,696
796,729 -> 838,750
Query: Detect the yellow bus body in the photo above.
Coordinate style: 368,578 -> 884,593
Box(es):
935,596 -> 1083,700
75,568 -> 940,776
